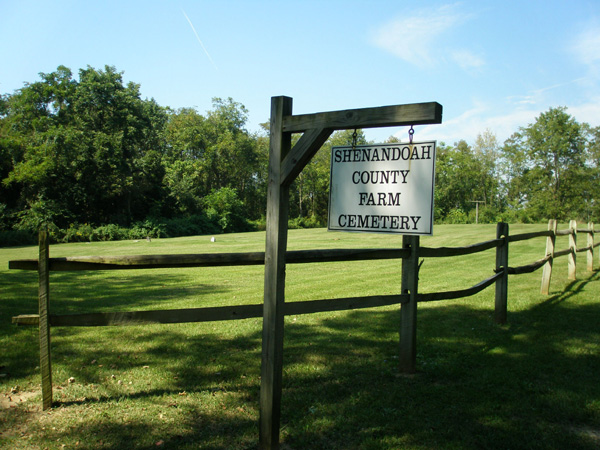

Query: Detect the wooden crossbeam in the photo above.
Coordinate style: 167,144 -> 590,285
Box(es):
282,102 -> 442,133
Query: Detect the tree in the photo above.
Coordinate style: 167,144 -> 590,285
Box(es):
582,124 -> 600,221
500,107 -> 588,221
2,65 -> 168,229
473,129 -> 501,209
164,108 -> 207,161
163,98 -> 263,223
434,140 -> 496,223
162,108 -> 208,215
2,65 -> 80,229
498,132 -> 532,222
202,97 -> 259,203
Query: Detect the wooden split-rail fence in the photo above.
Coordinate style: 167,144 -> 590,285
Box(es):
10,220 -> 598,431
8,96 -> 600,450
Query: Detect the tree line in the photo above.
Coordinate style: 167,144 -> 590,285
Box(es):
1,65 -> 599,244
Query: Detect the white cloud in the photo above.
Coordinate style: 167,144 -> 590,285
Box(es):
568,98 -> 600,127
370,4 -> 480,70
507,78 -> 588,109
397,102 -> 537,146
400,96 -> 600,148
570,23 -> 600,68
569,21 -> 600,90
566,22 -> 600,117
451,49 -> 485,70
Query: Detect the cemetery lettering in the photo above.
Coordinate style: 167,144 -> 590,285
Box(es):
337,214 -> 421,230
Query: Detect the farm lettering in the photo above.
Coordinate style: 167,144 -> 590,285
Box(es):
359,192 -> 401,206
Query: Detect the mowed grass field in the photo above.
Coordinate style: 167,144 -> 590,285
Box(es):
1,224 -> 599,449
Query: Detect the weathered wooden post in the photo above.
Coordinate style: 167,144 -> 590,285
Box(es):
38,230 -> 53,410
259,97 -> 442,449
568,220 -> 577,280
495,222 -> 509,324
260,96 -> 292,449
587,222 -> 594,272
541,219 -> 557,295
399,235 -> 419,373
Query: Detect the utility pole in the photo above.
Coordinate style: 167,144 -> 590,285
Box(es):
470,200 -> 485,224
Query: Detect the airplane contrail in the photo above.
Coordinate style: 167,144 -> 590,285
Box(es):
181,9 -> 218,70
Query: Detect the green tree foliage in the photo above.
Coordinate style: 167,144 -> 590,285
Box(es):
473,129 -> 501,210
434,140 -> 499,223
1,65 -> 598,242
499,107 -> 594,222
162,98 -> 263,220
582,124 -> 600,221
2,65 -> 167,228
0,68 -> 263,238
202,187 -> 251,233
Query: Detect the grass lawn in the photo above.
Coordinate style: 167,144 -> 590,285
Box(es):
1,225 -> 599,449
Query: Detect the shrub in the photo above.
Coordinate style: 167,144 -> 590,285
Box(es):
249,217 -> 267,231
62,223 -> 94,242
90,224 -> 127,241
444,208 -> 469,224
128,220 -> 167,240
202,187 -> 253,233
288,215 -> 324,229
161,214 -> 221,237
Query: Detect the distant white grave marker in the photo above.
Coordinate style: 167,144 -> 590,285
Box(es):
328,141 -> 436,235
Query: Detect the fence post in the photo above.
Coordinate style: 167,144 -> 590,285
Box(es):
38,230 -> 53,410
399,235 -> 419,373
568,220 -> 577,280
587,222 -> 594,272
541,219 -> 557,295
495,222 -> 509,324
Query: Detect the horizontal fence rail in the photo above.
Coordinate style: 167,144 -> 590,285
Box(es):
420,238 -> 501,257
506,255 -> 551,275
13,294 -> 410,328
418,271 -> 503,302
9,248 -> 411,271
508,230 -> 553,242
8,220 -> 598,414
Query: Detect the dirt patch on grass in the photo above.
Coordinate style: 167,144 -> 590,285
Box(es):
0,389 -> 42,441
1,390 -> 39,410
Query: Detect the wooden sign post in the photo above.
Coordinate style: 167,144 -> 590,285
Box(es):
260,96 -> 442,449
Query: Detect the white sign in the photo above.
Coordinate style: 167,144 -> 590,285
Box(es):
328,141 -> 436,235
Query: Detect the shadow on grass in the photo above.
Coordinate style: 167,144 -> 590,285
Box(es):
0,269 -> 232,381
33,409 -> 257,450
2,271 -> 600,449
535,269 -> 600,308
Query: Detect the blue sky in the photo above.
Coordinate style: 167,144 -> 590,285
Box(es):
2,0 -> 599,146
